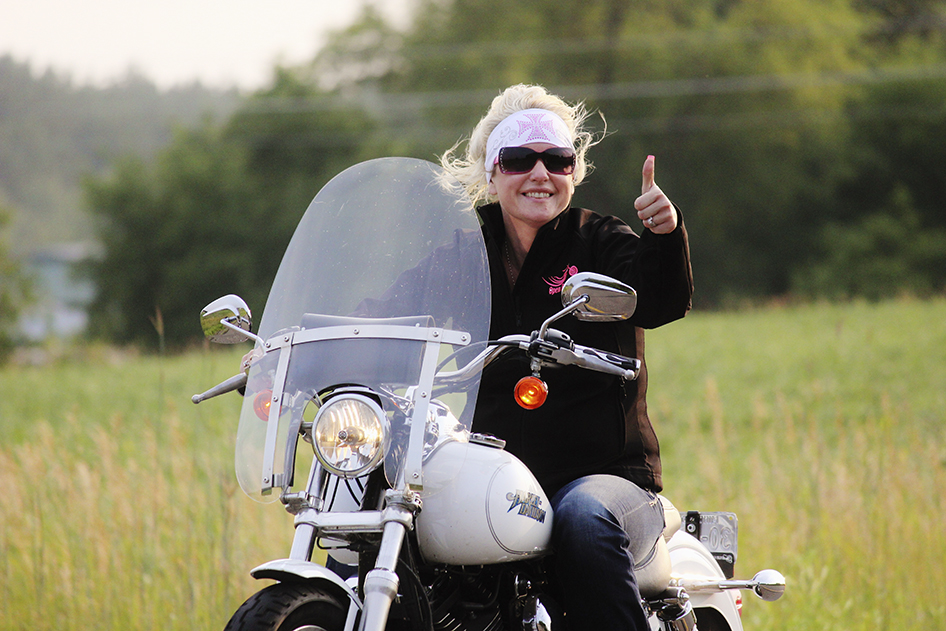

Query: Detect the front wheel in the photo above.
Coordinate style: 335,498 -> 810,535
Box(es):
224,581 -> 349,631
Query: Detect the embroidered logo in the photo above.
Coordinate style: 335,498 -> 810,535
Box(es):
506,490 -> 547,523
544,265 -> 578,295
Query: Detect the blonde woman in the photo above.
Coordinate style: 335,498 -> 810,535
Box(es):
443,84 -> 693,631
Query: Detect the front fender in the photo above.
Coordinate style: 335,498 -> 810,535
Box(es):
251,558 -> 362,610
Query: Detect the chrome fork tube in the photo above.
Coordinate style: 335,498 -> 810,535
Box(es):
357,490 -> 421,631
288,461 -> 330,561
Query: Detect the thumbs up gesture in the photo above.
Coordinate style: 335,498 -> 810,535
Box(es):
634,155 -> 677,234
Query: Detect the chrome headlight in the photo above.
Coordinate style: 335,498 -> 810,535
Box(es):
312,393 -> 388,478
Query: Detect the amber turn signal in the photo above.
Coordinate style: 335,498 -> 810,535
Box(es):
253,389 -> 274,421
514,376 -> 548,410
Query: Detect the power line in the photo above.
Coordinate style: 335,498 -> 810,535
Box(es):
236,63 -> 946,115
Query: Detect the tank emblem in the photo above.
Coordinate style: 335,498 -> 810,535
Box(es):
506,490 -> 547,523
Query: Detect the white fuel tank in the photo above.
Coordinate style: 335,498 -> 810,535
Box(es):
416,439 -> 553,565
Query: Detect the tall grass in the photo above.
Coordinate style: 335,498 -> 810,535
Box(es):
0,346 -> 294,630
1,298 -> 944,630
647,297 -> 946,630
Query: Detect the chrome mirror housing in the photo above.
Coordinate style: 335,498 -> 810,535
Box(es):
561,272 -> 637,322
200,294 -> 254,344
750,569 -> 786,602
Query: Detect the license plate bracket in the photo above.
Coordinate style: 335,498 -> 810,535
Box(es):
683,511 -> 738,579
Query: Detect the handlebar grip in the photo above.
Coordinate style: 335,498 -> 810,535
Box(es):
192,372 -> 248,404
574,346 -> 641,380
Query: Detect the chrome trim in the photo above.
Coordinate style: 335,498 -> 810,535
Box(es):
292,323 -> 469,346
405,333 -> 445,491
672,569 -> 786,602
261,332 -> 294,494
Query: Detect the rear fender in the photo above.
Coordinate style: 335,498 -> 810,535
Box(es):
667,531 -> 741,630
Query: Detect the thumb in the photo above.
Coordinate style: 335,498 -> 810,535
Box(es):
641,155 -> 655,194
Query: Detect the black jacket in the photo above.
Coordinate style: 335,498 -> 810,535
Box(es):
471,203 -> 693,496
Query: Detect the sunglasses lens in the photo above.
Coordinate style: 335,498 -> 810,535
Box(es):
544,148 -> 576,174
499,147 -> 575,175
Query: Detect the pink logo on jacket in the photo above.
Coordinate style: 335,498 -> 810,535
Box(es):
544,265 -> 578,295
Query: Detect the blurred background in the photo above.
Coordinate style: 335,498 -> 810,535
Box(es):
2,0 -> 946,354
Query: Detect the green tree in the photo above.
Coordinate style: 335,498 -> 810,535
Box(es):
84,70 -> 378,348
0,55 -> 237,253
0,204 -> 32,359
84,123 -> 253,347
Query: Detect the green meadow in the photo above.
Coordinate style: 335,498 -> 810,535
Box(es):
2,297 -> 944,630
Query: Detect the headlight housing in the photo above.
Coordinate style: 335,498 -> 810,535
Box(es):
312,393 -> 388,477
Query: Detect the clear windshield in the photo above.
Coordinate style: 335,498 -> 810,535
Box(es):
235,158 -> 491,501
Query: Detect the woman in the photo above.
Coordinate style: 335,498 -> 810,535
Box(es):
440,84 -> 693,631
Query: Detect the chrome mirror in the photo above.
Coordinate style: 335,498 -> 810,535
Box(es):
750,570 -> 786,602
561,272 -> 637,322
200,294 -> 255,344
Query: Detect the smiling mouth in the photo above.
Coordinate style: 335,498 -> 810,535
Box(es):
524,192 -> 552,198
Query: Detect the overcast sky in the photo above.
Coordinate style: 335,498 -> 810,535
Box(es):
0,0 -> 412,90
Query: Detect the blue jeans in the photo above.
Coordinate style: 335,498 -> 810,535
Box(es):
550,474 -> 665,631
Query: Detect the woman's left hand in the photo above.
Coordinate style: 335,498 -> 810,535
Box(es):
635,155 -> 678,234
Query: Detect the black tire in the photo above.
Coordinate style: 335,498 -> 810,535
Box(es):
224,580 -> 348,631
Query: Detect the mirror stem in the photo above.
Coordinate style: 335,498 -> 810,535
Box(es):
221,319 -> 264,345
537,294 -> 589,340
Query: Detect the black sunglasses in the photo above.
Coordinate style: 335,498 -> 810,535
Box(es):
498,146 -> 576,176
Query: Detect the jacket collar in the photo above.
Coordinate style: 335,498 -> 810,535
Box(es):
477,202 -> 572,251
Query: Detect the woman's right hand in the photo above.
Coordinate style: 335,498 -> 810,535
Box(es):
635,155 -> 677,234
240,347 -> 263,373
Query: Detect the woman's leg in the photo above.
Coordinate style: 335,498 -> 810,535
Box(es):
550,474 -> 665,631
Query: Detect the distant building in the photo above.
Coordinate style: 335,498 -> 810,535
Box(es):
18,242 -> 98,340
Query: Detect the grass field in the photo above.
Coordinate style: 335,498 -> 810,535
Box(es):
1,297 -> 944,630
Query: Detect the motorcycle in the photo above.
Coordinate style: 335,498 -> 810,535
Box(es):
193,157 -> 785,631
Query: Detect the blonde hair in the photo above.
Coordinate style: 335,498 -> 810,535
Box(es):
440,84 -> 599,207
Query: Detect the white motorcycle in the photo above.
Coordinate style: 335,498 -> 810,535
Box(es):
193,158 -> 784,631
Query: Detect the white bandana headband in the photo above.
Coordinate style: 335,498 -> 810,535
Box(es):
484,108 -> 573,182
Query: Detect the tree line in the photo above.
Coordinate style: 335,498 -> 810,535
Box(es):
0,55 -> 239,252
83,0 -> 946,348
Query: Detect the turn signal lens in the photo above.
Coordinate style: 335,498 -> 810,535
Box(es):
514,376 -> 548,410
253,389 -> 274,421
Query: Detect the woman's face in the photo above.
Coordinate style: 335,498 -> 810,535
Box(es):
487,142 -> 575,235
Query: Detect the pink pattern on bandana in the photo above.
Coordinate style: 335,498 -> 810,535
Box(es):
544,265 -> 579,295
517,111 -> 560,144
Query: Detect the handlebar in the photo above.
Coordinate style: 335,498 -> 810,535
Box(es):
192,372 -> 248,404
192,327 -> 639,405
434,331 -> 640,388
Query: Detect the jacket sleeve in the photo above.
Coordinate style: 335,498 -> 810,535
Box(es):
592,207 -> 693,329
